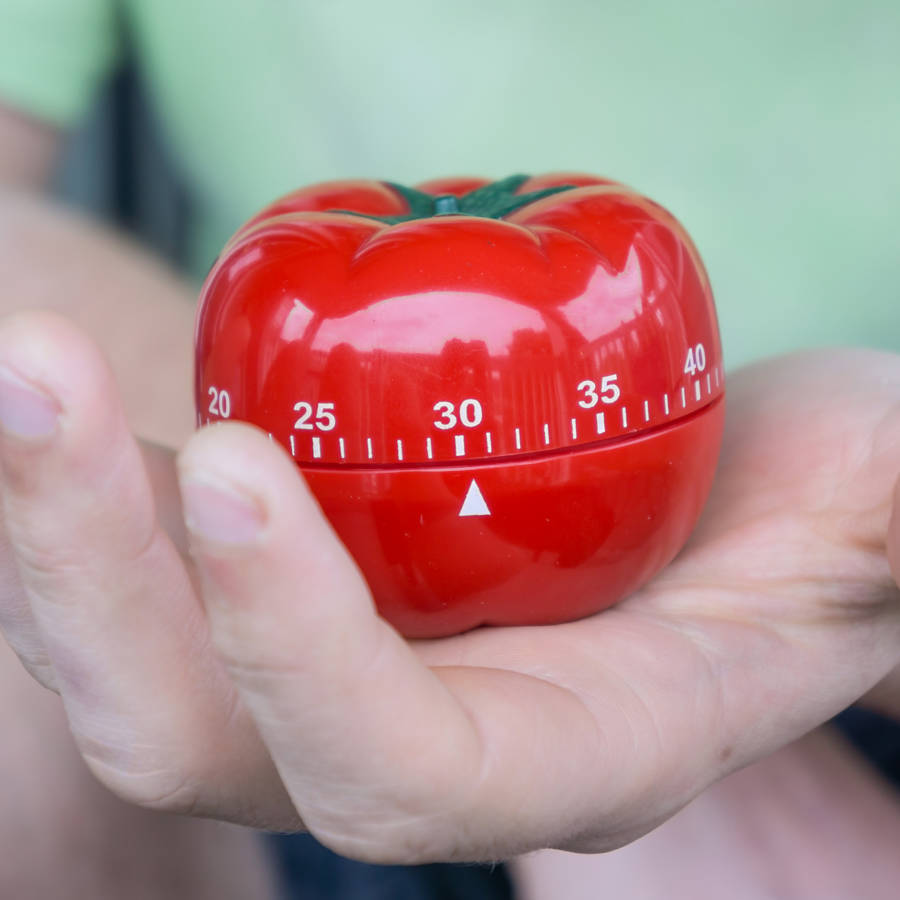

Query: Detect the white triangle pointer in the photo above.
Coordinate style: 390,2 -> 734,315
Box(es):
459,479 -> 491,517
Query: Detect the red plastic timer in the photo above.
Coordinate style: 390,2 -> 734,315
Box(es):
195,174 -> 725,638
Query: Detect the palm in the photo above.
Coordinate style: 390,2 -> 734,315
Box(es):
411,349 -> 900,852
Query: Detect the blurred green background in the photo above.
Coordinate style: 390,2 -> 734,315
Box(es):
7,0 -> 895,369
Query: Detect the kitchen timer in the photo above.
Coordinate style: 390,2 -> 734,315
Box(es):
195,173 -> 725,637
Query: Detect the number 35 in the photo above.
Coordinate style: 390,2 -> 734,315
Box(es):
577,374 -> 620,408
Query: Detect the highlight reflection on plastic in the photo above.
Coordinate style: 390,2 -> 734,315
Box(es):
194,173 -> 725,638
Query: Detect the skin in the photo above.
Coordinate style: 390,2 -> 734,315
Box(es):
513,727 -> 900,900
0,636 -> 278,900
2,102 -> 900,890
4,323 -> 900,865
0,105 -> 277,899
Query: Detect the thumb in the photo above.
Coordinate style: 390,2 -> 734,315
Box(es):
176,422 -> 486,861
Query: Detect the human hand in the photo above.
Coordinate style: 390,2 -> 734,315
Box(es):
0,311 -> 898,863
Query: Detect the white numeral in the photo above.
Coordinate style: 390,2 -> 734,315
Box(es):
577,374 -> 620,408
316,402 -> 336,431
207,386 -> 231,418
433,399 -> 483,430
577,379 -> 598,408
293,401 -> 336,431
459,398 -> 482,428
601,374 -> 621,404
684,343 -> 707,376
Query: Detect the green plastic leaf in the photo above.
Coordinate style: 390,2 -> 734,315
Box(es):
327,175 -> 580,224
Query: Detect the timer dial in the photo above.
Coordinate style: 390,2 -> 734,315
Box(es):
195,174 -> 725,637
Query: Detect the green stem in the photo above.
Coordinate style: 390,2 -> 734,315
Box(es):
331,175 -> 578,225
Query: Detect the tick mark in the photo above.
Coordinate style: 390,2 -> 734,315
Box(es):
621,407 -> 628,428
454,434 -> 466,457
515,428 -> 522,450
714,367 -> 720,387
289,435 -> 296,456
426,437 -> 433,459
485,432 -> 493,453
570,418 -> 578,440
366,438 -> 373,460
312,436 -> 322,459
694,380 -> 701,402
339,437 -> 346,459
543,423 -> 550,445
706,373 -> 712,394
680,387 -> 687,408
396,439 -> 404,461
664,394 -> 670,415
643,400 -> 650,422
596,411 -> 606,434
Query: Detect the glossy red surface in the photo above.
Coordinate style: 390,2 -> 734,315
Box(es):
195,173 -> 725,637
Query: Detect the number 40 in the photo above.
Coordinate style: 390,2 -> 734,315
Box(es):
683,343 -> 707,376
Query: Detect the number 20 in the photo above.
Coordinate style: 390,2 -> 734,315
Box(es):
207,386 -> 231,418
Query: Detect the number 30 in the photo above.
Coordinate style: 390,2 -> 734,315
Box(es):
433,399 -> 483,430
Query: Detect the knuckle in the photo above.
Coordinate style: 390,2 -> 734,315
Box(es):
11,533 -> 89,583
0,611 -> 59,692
0,641 -> 58,692
7,512 -> 159,596
2,446 -> 158,593
20,653 -> 59,692
298,766 -> 483,866
205,615 -> 321,696
76,732 -> 206,816
309,817 -> 462,866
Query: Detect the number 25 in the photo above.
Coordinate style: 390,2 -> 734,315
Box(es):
294,401 -> 336,431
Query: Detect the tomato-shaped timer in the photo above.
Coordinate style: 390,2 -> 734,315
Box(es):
195,173 -> 725,638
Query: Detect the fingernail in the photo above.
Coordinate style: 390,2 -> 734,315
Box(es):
181,474 -> 266,545
0,366 -> 60,440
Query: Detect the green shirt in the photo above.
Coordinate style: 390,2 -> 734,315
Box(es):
1,0 -> 898,367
